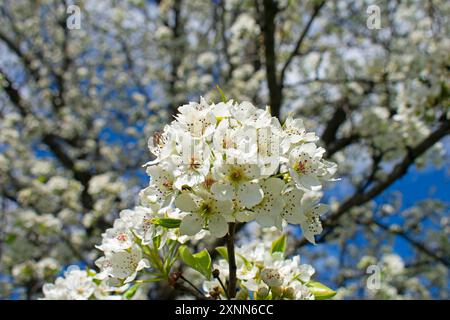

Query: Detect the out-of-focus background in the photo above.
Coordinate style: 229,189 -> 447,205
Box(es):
0,0 -> 448,299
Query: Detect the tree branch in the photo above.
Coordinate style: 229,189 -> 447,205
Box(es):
261,0 -> 282,118
297,120 -> 450,247
365,219 -> 450,267
279,1 -> 326,87
226,222 -> 237,299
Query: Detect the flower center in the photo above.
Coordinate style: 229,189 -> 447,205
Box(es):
143,218 -> 154,232
76,287 -> 85,294
188,157 -> 201,170
117,233 -> 128,242
295,157 -> 312,175
228,168 -> 244,183
203,176 -> 216,189
162,180 -> 173,189
200,202 -> 213,216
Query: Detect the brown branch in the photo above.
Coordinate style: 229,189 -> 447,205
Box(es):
365,219 -> 450,267
321,105 -> 348,147
219,1 -> 234,80
261,0 -> 282,118
0,31 -> 40,81
0,69 -> 94,210
279,1 -> 326,88
167,0 -> 184,118
172,282 -> 208,300
226,222 -> 237,299
325,134 -> 359,158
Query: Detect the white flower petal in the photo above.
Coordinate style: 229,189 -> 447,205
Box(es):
255,212 -> 277,228
208,214 -> 228,238
236,210 -> 256,222
180,213 -> 203,236
297,174 -> 321,191
175,193 -> 200,212
211,182 -> 234,201
237,182 -> 264,208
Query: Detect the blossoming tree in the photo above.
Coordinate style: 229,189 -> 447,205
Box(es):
42,98 -> 339,300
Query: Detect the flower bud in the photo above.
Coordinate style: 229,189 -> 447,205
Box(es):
283,286 -> 295,299
270,285 -> 283,298
236,288 -> 249,300
256,286 -> 269,299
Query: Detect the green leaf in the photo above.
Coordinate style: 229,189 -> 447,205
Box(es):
271,234 -> 287,254
86,268 -> 96,277
215,246 -> 228,261
123,283 -> 140,299
5,233 -> 17,244
37,176 -> 47,183
306,281 -> 336,300
152,235 -> 161,249
236,253 -> 252,269
216,85 -> 227,102
179,246 -> 212,280
153,218 -> 181,228
179,245 -> 197,268
192,249 -> 212,280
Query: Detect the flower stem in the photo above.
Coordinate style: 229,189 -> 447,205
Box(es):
180,274 -> 205,297
226,222 -> 237,299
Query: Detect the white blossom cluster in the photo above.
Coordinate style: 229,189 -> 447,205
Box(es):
42,266 -> 127,300
204,235 -> 316,300
41,98 -> 337,299
335,253 -> 439,300
93,205 -> 198,284
142,98 -> 337,242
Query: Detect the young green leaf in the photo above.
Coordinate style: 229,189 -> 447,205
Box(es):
153,218 -> 181,228
306,281 -> 336,300
123,283 -> 141,299
216,85 -> 227,102
271,234 -> 287,254
178,246 -> 212,280
215,246 -> 229,261
192,249 -> 212,280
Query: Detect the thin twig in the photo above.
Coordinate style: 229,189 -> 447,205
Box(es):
172,282 -> 208,300
226,222 -> 237,299
180,274 -> 205,297
213,270 -> 230,300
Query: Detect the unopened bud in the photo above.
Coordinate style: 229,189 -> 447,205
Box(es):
283,286 -> 295,299
256,286 -> 269,299
271,285 -> 283,298
235,289 -> 249,300
212,269 -> 220,278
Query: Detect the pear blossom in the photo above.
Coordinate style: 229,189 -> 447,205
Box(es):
203,231 -> 319,300
139,98 -> 336,244
172,135 -> 211,190
211,162 -> 264,208
286,143 -> 336,192
176,191 -> 233,238
282,189 -> 329,244
173,99 -> 217,139
140,161 -> 176,206
281,116 -> 319,153
41,97 -> 337,300
42,267 -> 96,300
251,177 -> 285,229
42,266 -> 126,300
96,244 -> 150,283
297,194 -> 330,244
96,210 -> 138,253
